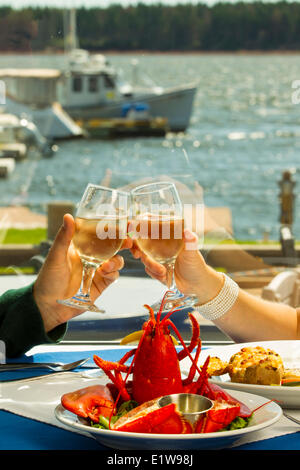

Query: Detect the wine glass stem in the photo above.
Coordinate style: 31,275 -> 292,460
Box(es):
164,262 -> 176,290
78,260 -> 97,299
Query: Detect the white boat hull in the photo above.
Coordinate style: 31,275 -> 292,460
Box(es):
64,85 -> 197,132
3,98 -> 83,140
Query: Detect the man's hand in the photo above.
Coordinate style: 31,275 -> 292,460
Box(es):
33,213 -> 131,332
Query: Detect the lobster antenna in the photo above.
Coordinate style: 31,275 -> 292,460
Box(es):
144,304 -> 155,322
161,304 -> 182,324
166,318 -> 204,377
156,290 -> 174,323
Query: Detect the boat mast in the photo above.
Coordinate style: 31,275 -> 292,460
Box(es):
63,8 -> 78,55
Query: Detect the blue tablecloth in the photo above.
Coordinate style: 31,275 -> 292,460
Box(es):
1,348 -> 299,451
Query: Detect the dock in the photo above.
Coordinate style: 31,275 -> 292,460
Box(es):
0,143 -> 27,161
76,117 -> 169,138
0,158 -> 15,178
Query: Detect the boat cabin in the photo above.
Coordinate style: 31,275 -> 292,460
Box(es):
58,70 -> 120,108
57,50 -> 123,108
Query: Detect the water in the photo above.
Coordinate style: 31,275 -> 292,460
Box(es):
1,53 -> 300,241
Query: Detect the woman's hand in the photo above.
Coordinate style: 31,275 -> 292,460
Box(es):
33,213 -> 131,332
131,229 -> 224,304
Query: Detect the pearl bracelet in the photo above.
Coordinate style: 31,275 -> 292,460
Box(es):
195,273 -> 239,321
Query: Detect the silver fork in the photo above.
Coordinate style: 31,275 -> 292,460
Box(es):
0,368 -> 104,384
0,358 -> 90,372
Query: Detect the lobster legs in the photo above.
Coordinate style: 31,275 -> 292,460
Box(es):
93,349 -> 136,402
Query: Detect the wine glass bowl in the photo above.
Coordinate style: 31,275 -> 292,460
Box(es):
73,216 -> 126,266
135,214 -> 184,267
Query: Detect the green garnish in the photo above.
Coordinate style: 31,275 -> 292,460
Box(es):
281,381 -> 300,387
116,400 -> 138,416
219,415 -> 253,431
90,400 -> 138,429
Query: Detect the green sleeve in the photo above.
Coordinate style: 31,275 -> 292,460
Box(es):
0,283 -> 67,358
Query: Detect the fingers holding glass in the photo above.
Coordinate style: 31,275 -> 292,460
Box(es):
57,184 -> 128,312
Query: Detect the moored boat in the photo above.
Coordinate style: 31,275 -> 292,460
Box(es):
0,112 -> 56,157
58,49 -> 197,133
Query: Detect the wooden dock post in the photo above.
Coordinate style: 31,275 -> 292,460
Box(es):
47,201 -> 75,240
278,170 -> 297,266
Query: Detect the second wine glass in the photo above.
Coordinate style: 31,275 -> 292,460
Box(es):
131,181 -> 196,311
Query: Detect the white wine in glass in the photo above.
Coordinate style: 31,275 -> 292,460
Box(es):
131,181 -> 196,311
57,184 -> 128,312
134,213 -> 184,288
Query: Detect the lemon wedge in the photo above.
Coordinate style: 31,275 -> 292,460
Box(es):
120,330 -> 178,346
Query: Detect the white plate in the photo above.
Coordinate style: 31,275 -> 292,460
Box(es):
55,389 -> 282,450
182,340 -> 300,409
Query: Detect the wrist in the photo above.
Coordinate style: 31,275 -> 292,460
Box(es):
193,266 -> 225,305
33,283 -> 63,333
195,272 -> 239,321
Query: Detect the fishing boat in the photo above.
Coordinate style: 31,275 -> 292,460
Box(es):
58,48 -> 197,134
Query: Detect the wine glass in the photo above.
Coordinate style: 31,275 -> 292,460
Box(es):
130,181 -> 197,311
57,184 -> 129,312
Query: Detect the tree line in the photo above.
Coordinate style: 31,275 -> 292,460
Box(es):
1,2 -> 300,52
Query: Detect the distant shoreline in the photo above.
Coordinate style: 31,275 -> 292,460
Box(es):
0,49 -> 300,56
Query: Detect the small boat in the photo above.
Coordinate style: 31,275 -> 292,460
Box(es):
0,158 -> 15,178
0,113 -> 56,158
0,114 -> 27,160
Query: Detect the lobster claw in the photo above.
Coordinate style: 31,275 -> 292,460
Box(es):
112,398 -> 193,434
61,385 -> 115,423
202,382 -> 252,418
194,400 -> 241,433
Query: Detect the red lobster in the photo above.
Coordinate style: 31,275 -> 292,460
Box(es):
61,292 -> 252,433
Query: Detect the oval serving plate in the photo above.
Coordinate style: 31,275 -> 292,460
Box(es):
55,389 -> 282,450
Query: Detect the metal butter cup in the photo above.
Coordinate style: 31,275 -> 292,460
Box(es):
158,393 -> 213,425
